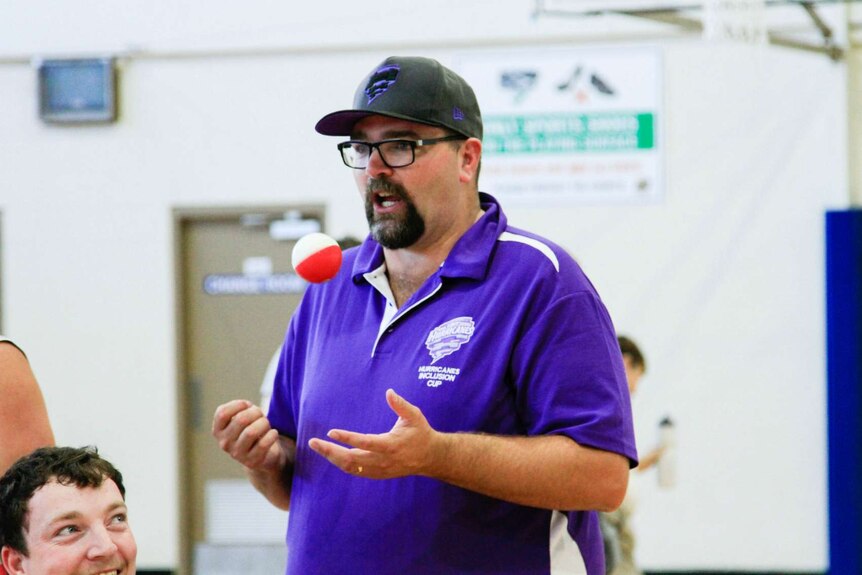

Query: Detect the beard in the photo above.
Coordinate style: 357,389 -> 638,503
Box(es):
365,178 -> 425,249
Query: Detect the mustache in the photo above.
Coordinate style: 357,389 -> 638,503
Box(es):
366,177 -> 407,198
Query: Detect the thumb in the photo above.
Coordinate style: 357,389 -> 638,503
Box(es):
386,388 -> 419,422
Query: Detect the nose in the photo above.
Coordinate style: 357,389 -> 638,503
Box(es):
86,525 -> 119,559
364,146 -> 394,179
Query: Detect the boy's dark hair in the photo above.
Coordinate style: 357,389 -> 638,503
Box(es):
0,446 -> 125,555
618,335 -> 646,372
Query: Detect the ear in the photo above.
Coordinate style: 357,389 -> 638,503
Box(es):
458,138 -> 482,185
1,546 -> 26,575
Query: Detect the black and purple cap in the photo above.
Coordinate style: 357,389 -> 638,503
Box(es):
315,56 -> 483,141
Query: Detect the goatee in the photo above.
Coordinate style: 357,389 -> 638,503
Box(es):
365,178 -> 425,249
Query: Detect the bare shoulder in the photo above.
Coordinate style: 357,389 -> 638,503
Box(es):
0,339 -> 27,359
0,341 -> 31,380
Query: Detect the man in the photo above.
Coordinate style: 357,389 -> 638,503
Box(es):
0,337 -> 54,474
0,446 -> 136,575
602,336 -> 666,575
213,56 -> 637,575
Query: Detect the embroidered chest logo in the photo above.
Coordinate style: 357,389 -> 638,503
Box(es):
425,316 -> 475,364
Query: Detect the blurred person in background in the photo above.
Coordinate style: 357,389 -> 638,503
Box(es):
601,336 -> 666,575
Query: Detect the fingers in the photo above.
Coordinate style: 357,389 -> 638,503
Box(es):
326,428 -> 378,450
307,437 -> 341,459
308,437 -> 376,479
232,416 -> 275,457
305,390 -> 439,480
212,399 -> 253,434
308,436 -> 361,473
308,390 -> 429,479
212,400 -> 275,469
242,428 -> 281,468
385,388 -> 418,421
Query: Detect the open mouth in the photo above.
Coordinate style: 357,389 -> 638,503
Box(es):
373,189 -> 403,211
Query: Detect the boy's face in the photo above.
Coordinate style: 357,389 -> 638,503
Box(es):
623,355 -> 644,395
1,478 -> 136,575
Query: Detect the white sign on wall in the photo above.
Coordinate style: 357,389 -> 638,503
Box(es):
455,48 -> 663,204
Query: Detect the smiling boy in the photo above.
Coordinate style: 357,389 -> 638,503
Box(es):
0,447 -> 136,575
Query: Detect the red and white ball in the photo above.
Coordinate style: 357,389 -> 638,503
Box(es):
291,233 -> 343,283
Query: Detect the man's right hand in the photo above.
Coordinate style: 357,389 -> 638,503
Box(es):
212,400 -> 283,471
212,400 -> 295,510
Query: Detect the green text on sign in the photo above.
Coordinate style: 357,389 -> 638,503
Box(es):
483,112 -> 655,154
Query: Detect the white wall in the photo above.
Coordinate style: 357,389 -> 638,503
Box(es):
850,5 -> 862,203
0,2 -> 849,571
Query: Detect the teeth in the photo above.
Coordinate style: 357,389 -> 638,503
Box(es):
381,200 -> 395,208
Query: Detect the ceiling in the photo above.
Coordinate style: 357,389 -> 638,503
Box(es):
533,0 -> 862,60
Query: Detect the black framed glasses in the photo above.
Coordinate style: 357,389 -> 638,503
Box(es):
337,135 -> 467,169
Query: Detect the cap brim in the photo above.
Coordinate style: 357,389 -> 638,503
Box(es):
315,109 -> 449,137
314,110 -> 375,136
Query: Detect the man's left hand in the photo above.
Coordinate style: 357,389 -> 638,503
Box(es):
307,389 -> 443,479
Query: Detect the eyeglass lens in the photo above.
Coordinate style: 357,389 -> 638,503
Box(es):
341,141 -> 414,169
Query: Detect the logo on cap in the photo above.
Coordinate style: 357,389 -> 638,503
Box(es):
365,64 -> 400,105
452,107 -> 464,121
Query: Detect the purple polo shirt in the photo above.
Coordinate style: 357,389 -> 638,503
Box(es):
268,193 -> 637,575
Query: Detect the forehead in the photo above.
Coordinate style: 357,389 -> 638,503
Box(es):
26,479 -> 124,528
351,115 -> 445,139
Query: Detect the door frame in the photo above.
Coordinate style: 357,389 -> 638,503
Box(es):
172,204 -> 324,575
